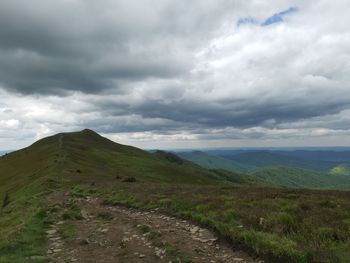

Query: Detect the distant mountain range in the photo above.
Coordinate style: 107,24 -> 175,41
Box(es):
177,149 -> 350,189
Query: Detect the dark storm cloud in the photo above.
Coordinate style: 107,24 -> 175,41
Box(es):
0,0 -> 235,94
91,90 -> 350,133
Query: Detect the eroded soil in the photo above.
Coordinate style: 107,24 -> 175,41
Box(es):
46,194 -> 262,263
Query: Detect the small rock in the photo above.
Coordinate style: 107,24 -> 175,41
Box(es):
190,226 -> 199,234
100,228 -> 108,233
259,217 -> 265,225
52,242 -> 62,248
81,210 -> 89,220
122,237 -> 130,242
46,229 -> 57,235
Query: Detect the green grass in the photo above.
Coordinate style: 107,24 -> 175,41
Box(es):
58,221 -> 76,242
0,180 -> 53,263
0,206 -> 50,263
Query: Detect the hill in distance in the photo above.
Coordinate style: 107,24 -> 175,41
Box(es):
178,151 -> 248,172
0,129 -> 266,197
248,166 -> 350,189
178,150 -> 350,189
226,151 -> 341,173
273,149 -> 350,163
180,150 -> 342,173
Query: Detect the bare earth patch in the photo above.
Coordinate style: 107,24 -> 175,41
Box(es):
46,195 -> 262,263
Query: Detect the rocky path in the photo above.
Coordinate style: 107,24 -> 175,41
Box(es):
46,196 -> 262,263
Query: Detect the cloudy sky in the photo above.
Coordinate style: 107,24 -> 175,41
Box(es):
1,0 -> 350,150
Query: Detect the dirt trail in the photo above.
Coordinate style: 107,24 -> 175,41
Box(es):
46,195 -> 262,263
58,134 -> 63,149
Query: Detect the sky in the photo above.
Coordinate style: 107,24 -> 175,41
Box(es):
0,0 -> 350,150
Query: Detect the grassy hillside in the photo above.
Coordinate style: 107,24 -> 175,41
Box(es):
249,166 -> 350,189
0,134 -> 61,262
0,134 -> 61,195
0,129 -> 265,196
330,164 -> 350,176
57,129 -> 265,185
178,151 -> 248,172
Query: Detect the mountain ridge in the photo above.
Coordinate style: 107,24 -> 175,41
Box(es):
0,129 -> 266,197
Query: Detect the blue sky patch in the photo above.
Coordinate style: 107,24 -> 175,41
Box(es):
261,7 -> 298,26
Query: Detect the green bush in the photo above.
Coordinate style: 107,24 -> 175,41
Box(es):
320,200 -> 338,208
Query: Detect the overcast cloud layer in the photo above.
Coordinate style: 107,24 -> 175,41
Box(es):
1,0 -> 350,150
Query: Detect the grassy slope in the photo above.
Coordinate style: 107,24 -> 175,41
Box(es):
248,166 -> 350,189
0,134 -> 60,196
0,134 -> 62,262
0,129 -> 267,203
178,151 -> 248,172
59,129 -> 265,186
